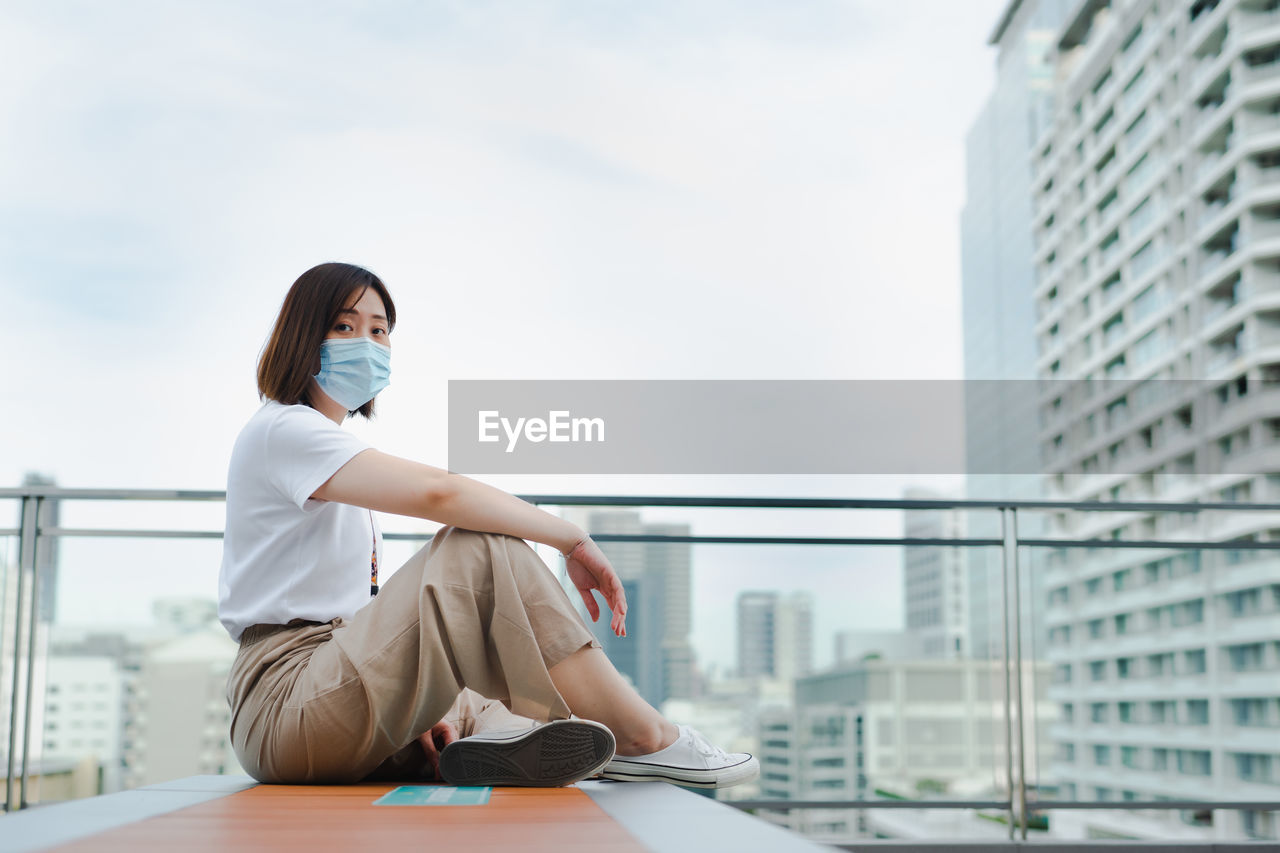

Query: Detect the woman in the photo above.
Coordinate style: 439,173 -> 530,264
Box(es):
218,262 -> 758,789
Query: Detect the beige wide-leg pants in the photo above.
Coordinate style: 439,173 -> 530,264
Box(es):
226,526 -> 601,783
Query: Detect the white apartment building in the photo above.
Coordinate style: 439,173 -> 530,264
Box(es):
1029,0 -> 1280,841
903,491 -> 969,659
42,656 -> 123,793
757,658 -> 1055,845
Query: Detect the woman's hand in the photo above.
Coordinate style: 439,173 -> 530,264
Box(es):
417,720 -> 458,779
564,537 -> 628,637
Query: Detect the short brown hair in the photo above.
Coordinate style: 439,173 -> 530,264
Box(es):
257,262 -> 397,419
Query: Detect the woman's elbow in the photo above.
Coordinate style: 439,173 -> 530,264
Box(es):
418,472 -> 457,518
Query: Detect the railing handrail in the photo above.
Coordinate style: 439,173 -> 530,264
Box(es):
5,487 -> 1280,840
728,799 -> 1280,811
7,486 -> 1280,514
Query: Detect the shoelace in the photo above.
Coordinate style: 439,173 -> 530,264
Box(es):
685,727 -> 729,761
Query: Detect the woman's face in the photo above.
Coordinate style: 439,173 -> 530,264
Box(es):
328,287 -> 390,347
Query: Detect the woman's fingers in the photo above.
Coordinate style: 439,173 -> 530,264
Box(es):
579,586 -> 601,622
567,540 -> 628,635
418,730 -> 442,776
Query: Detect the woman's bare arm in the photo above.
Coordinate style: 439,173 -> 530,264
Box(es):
312,449 -> 628,634
313,449 -> 583,554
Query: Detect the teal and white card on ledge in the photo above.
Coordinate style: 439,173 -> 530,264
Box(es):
373,786 -> 492,806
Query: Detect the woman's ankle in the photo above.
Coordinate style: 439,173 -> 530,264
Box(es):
614,720 -> 680,756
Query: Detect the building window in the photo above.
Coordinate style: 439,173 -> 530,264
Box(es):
1112,568 -> 1132,591
1093,67 -> 1114,98
1227,643 -> 1266,672
1186,699 -> 1210,725
1131,239 -> 1158,279
1184,649 -> 1207,675
1174,598 -> 1204,626
1234,753 -> 1275,784
1228,698 -> 1272,727
1224,587 -> 1263,617
1106,354 -> 1127,379
1177,749 -> 1212,777
1090,660 -> 1108,682
1094,744 -> 1112,767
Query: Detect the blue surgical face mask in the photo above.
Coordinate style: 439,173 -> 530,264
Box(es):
314,337 -> 391,411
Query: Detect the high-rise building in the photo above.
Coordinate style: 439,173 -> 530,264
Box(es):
563,510 -> 695,707
1024,0 -> 1280,841
736,591 -> 812,682
902,490 -> 969,658
962,0 -> 1073,663
645,523 -> 697,701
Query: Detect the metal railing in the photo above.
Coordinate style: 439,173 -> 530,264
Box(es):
2,487 -> 1280,842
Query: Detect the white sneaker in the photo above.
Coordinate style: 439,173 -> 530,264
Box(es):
439,718 -> 615,787
600,725 -> 759,788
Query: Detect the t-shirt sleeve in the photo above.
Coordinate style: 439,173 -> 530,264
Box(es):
264,406 -> 372,510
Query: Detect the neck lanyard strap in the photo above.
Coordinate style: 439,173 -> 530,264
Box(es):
369,510 -> 379,597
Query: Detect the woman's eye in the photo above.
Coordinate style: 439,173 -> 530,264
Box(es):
372,328 -> 387,336
335,323 -> 353,332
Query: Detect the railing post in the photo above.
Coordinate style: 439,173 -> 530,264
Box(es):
19,496 -> 44,808
6,495 -> 36,813
999,507 -> 1016,839
1009,508 -> 1029,841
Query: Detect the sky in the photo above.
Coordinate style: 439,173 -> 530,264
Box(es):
1,0 -> 1010,672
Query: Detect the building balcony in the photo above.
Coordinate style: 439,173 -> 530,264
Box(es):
1235,6 -> 1280,54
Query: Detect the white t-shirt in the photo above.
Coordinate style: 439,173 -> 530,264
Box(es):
217,400 -> 383,642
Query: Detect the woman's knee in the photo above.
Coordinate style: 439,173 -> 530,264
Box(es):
432,526 -> 539,568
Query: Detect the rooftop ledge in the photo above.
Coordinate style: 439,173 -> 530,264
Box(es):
4,778 -> 1277,853
0,775 -> 825,853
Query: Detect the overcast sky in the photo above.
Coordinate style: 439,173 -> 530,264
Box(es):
2,0 -> 1009,671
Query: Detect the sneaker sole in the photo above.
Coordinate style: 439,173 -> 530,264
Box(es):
439,720 -> 616,787
600,755 -> 760,789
